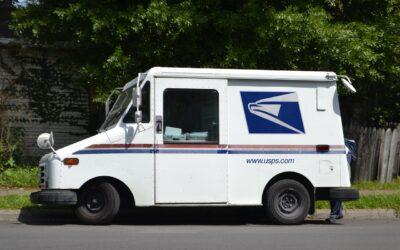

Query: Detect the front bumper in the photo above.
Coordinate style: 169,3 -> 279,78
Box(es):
30,190 -> 77,205
316,188 -> 359,201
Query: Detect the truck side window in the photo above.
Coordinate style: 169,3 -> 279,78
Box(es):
123,82 -> 150,123
163,88 -> 219,144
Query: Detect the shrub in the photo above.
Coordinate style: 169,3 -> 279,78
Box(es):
0,125 -> 24,170
0,167 -> 38,187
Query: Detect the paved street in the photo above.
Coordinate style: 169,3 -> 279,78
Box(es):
0,208 -> 399,250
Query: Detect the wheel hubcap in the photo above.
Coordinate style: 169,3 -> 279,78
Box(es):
278,190 -> 300,214
85,191 -> 104,213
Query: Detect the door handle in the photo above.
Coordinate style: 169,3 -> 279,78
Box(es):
155,115 -> 163,134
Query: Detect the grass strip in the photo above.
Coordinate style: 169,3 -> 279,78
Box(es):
352,177 -> 400,190
0,195 -> 38,209
317,193 -> 400,213
0,168 -> 38,188
0,195 -> 66,210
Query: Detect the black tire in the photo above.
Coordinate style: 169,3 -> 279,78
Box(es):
329,188 -> 359,201
75,182 -> 120,224
264,179 -> 310,225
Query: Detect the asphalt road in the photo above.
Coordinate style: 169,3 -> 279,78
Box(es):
0,217 -> 399,250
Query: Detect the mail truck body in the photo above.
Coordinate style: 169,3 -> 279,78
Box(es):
31,67 -> 359,224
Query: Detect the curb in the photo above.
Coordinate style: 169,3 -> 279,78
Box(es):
0,209 -> 76,223
310,209 -> 398,220
0,188 -> 39,197
0,208 -> 397,224
0,210 -> 22,222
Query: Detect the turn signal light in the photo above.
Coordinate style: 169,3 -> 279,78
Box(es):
63,158 -> 79,165
316,144 -> 330,152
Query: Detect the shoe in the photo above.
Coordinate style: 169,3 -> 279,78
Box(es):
325,218 -> 337,224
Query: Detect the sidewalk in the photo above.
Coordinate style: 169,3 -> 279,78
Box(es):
0,208 -> 397,223
311,209 -> 398,220
0,188 -> 38,196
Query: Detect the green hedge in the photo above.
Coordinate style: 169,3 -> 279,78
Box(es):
317,193 -> 400,212
352,178 -> 400,190
0,168 -> 38,188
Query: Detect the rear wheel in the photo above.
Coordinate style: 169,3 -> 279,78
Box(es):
75,182 -> 120,224
264,179 -> 310,224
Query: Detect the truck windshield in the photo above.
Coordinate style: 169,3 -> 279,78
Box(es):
100,87 -> 133,131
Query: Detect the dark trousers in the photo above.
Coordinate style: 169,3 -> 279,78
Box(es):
330,200 -> 343,219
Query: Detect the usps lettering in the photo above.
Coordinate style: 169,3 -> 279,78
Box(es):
240,92 -> 305,134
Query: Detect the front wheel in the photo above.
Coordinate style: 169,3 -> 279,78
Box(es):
264,179 -> 310,224
75,182 -> 120,224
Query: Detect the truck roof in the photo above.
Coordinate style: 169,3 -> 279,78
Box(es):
124,67 -> 337,90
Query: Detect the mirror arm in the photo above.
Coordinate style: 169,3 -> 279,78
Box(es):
48,132 -> 59,157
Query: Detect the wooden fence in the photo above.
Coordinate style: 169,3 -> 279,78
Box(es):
345,123 -> 400,183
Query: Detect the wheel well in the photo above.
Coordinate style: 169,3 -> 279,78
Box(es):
79,176 -> 135,208
262,172 -> 315,214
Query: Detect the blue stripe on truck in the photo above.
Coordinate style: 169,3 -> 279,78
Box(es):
73,148 -> 346,155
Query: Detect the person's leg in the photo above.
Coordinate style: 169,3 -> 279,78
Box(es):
338,201 -> 344,219
330,200 -> 343,219
326,200 -> 343,223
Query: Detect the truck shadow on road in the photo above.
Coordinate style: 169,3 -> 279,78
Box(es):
18,206 -> 331,226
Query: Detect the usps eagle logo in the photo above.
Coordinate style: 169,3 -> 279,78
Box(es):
240,92 -> 305,134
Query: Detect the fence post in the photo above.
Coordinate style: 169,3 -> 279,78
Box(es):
360,127 -> 372,181
367,128 -> 378,180
387,128 -> 399,182
355,127 -> 367,181
392,125 -> 400,179
376,128 -> 385,181
378,129 -> 392,183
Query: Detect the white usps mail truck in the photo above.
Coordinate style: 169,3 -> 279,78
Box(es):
31,67 -> 359,224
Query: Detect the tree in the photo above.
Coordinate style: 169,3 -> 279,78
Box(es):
0,0 -> 15,37
9,0 -> 400,127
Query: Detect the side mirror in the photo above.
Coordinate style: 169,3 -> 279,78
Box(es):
341,78 -> 356,93
133,86 -> 142,107
338,75 -> 356,93
37,132 -> 54,150
133,73 -> 143,124
135,110 -> 142,123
